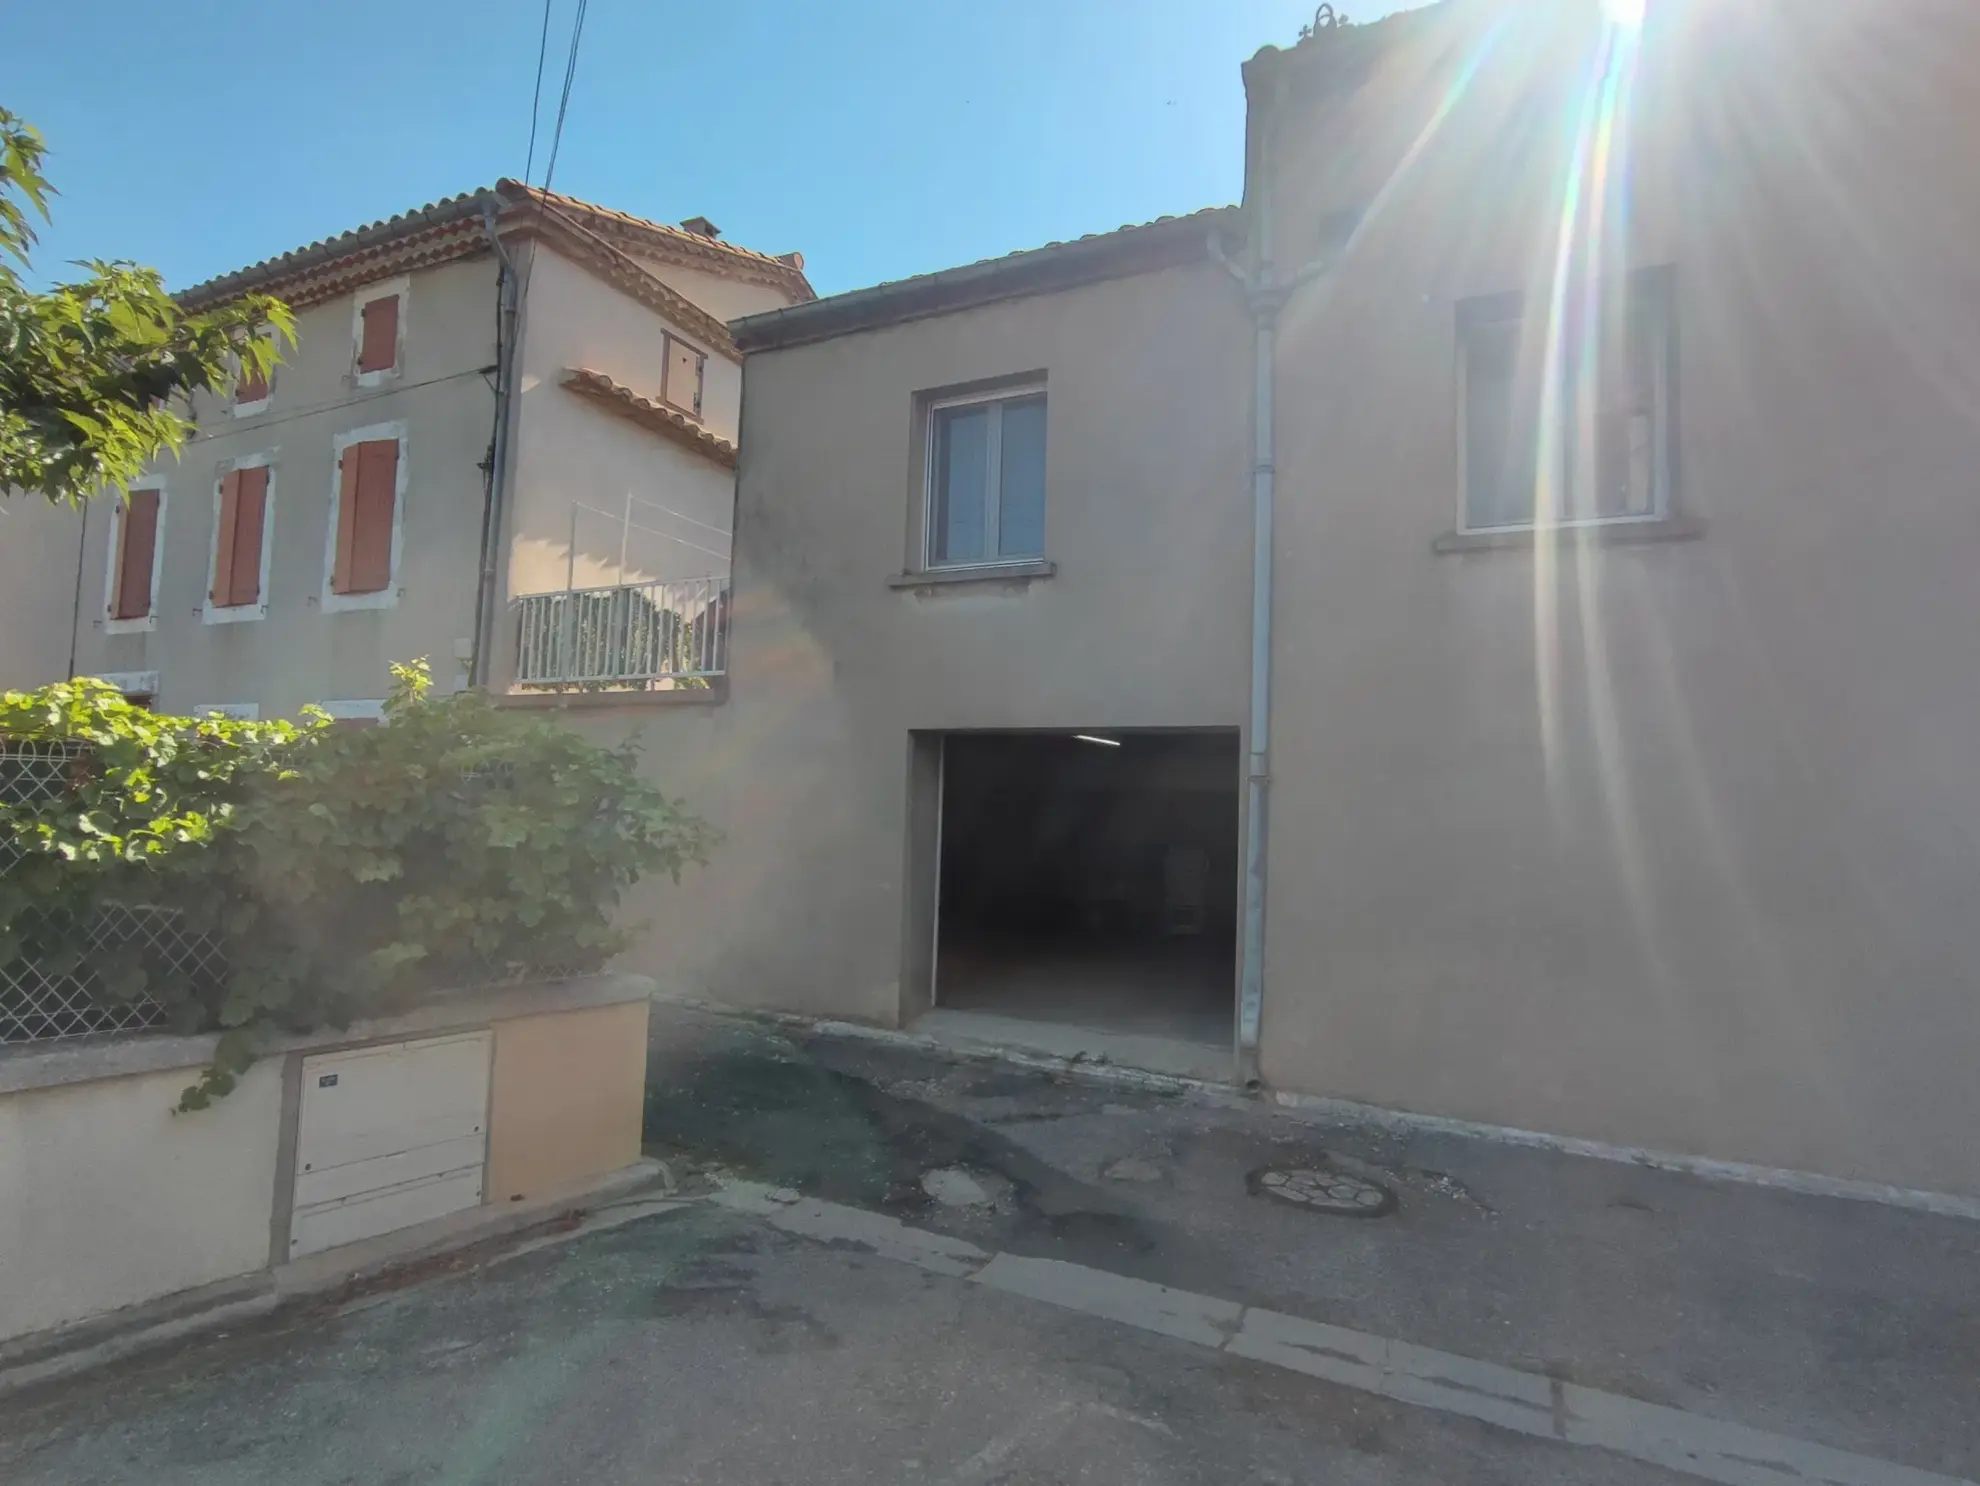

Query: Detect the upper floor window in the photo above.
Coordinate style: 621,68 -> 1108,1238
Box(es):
662,332 -> 706,418
1459,271 -> 1673,533
232,347 -> 272,416
105,484 -> 165,630
352,279 -> 407,385
925,387 -> 1047,568
325,423 -> 406,611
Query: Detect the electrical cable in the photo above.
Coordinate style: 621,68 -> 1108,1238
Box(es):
540,0 -> 589,195
521,0 -> 556,186
185,367 -> 494,445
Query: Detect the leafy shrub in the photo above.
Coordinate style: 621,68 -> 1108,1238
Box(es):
0,662 -> 712,1105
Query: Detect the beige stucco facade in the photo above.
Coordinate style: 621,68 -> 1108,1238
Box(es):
603,0 -> 1980,1198
11,186 -> 802,718
63,255 -> 501,715
589,255 -> 1254,1024
501,244 -> 740,603
1246,0 -> 1980,1192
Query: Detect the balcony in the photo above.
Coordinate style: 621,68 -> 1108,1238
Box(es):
512,576 -> 729,691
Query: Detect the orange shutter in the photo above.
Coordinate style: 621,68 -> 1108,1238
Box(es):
332,448 -> 364,593
211,471 -> 242,605
333,439 -> 398,595
236,361 -> 269,405
357,295 -> 399,374
113,489 -> 160,620
228,466 -> 269,606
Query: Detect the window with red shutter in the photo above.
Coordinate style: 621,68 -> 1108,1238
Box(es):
212,465 -> 269,609
332,439 -> 399,595
357,294 -> 399,375
111,488 -> 161,621
235,361 -> 269,408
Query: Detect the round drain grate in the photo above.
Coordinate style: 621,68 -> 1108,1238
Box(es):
1248,1164 -> 1397,1218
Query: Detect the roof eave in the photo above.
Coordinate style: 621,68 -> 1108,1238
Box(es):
732,207 -> 1242,354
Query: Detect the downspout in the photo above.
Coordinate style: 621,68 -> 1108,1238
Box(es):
1235,71 -> 1289,1087
469,197 -> 521,689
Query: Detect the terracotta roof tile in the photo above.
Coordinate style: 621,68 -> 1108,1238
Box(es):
179,182 -> 809,313
561,368 -> 738,469
504,182 -> 814,302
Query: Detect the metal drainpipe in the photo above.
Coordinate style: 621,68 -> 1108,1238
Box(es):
469,198 -> 520,690
1236,80 -> 1286,1088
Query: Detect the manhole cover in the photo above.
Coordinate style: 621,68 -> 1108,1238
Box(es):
1247,1164 -> 1397,1218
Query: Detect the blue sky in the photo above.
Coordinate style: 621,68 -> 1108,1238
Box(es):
7,0 -> 1411,299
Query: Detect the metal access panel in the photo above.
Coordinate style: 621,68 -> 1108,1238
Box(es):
289,1031 -> 491,1259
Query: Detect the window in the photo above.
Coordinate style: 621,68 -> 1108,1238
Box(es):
662,333 -> 706,418
93,671 -> 159,709
1459,273 -> 1673,533
233,338 -> 273,415
925,388 -> 1047,568
105,484 -> 165,629
352,279 -> 407,384
319,699 -> 384,729
324,423 -> 406,610
207,459 -> 274,621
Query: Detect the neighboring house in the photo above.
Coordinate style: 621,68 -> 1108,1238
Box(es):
25,183 -> 809,715
599,0 -> 1980,1199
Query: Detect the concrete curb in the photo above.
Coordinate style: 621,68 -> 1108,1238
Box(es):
0,1158 -> 673,1399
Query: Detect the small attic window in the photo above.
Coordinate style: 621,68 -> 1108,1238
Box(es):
679,216 -> 721,239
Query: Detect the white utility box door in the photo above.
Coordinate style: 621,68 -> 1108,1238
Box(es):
289,1031 -> 492,1258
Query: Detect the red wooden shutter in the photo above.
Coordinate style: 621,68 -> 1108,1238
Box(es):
332,448 -> 363,593
357,295 -> 399,374
227,466 -> 269,606
112,488 -> 160,620
236,361 -> 269,405
211,471 -> 241,605
333,439 -> 398,595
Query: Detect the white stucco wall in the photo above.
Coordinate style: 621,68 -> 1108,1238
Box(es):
503,247 -> 737,603
0,1062 -> 281,1342
636,259 -> 801,331
0,496 -> 83,692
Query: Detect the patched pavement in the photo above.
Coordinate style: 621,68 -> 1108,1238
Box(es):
2,1002 -> 1976,1485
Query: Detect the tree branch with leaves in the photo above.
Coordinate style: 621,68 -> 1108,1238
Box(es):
0,109 -> 295,507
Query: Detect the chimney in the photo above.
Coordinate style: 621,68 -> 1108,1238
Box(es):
679,216 -> 721,239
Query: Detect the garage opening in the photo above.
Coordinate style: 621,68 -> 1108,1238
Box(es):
933,731 -> 1239,1050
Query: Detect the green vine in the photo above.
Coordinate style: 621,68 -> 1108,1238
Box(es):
0,661 -> 713,1108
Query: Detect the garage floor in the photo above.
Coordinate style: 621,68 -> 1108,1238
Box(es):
935,934 -> 1232,1047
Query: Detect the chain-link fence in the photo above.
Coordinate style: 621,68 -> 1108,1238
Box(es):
1,740 -> 188,1044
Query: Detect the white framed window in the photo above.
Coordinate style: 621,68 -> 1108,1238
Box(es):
204,451 -> 277,625
1458,270 -> 1674,534
351,276 -> 409,388
231,334 -> 275,417
323,421 -> 409,613
103,480 -> 167,634
319,698 -> 385,729
923,385 -> 1047,569
193,703 -> 259,721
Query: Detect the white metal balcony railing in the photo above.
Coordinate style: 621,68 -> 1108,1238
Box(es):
512,576 -> 730,690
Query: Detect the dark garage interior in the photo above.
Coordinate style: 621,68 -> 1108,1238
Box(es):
934,731 -> 1239,1048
